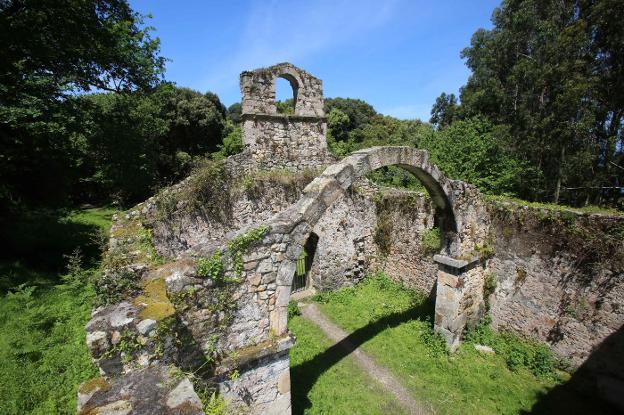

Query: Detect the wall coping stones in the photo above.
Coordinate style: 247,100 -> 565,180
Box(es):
214,333 -> 295,376
240,113 -> 327,123
433,254 -> 481,274
77,366 -> 204,415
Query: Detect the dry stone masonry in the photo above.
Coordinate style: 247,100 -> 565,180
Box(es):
80,63 -> 624,414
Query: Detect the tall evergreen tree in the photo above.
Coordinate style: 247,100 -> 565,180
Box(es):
458,0 -> 623,205
430,92 -> 459,129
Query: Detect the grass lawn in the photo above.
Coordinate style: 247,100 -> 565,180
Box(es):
0,207 -> 117,415
303,274 -> 597,415
289,313 -> 407,415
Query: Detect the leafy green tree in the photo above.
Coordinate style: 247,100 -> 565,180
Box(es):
325,98 -> 377,131
349,115 -> 430,148
419,117 -> 526,195
458,0 -> 623,206
80,92 -> 165,204
158,85 -> 226,176
327,108 -> 350,142
227,103 -> 242,123
430,92 -> 459,129
0,0 -> 166,210
216,122 -> 243,158
323,97 -> 433,158
276,98 -> 295,114
79,85 -> 227,204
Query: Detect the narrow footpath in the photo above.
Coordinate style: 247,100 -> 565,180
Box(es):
298,302 -> 432,415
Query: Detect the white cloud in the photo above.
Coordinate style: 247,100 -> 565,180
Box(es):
202,0 -> 404,103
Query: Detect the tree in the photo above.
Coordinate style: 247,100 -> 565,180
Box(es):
430,92 -> 459,129
325,98 -> 377,131
327,108 -> 350,142
458,0 -> 623,206
216,123 -> 243,158
227,103 -> 242,124
276,98 -> 294,114
419,117 -> 525,195
79,85 -> 227,204
0,0 -> 165,210
159,86 -> 227,166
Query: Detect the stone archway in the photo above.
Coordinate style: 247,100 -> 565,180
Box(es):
225,146 -> 489,414
267,146 -> 488,342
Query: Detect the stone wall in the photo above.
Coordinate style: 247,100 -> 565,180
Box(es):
308,185 -> 375,290
219,350 -> 292,414
371,190 -> 439,293
241,115 -> 333,172
240,63 -> 324,117
485,200 -> 624,368
239,63 -> 333,172
148,166 -> 442,297
147,162 -> 317,259
79,60 -> 624,414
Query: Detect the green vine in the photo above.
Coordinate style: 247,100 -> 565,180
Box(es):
196,225 -> 270,283
102,329 -> 143,364
196,252 -> 226,283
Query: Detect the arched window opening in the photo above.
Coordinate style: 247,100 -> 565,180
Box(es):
367,166 -> 452,256
292,232 -> 319,293
367,166 -> 426,192
275,75 -> 297,114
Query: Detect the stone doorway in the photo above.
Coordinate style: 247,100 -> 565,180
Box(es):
291,232 -> 319,294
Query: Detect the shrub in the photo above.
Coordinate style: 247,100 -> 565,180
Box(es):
483,272 -> 497,310
205,391 -> 228,415
288,300 -> 301,319
196,252 -> 225,283
420,325 -> 449,358
464,316 -> 558,378
421,227 -> 441,254
195,226 -> 269,284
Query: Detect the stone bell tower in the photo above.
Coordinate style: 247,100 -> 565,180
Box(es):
239,62 -> 332,171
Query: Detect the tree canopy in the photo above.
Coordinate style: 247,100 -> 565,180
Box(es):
2,0 -> 622,212
0,0 -> 166,210
455,0 -> 624,205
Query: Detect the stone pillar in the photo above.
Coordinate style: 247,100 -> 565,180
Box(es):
433,255 -> 484,351
216,334 -> 294,414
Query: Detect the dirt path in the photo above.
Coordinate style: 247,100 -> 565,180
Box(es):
299,302 -> 432,415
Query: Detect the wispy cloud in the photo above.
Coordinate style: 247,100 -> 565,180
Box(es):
203,0 -> 403,102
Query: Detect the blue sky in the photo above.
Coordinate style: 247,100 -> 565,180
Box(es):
131,0 -> 500,121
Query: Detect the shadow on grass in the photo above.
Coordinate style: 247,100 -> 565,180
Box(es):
0,209 -> 109,292
290,299 -> 434,415
291,290 -> 621,415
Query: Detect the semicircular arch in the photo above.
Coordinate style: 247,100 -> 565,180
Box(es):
269,146 -> 477,335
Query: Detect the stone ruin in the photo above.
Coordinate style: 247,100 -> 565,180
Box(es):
78,63 -> 624,414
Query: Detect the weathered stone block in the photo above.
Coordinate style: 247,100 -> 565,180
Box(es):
276,261 -> 297,286
136,319 -> 157,336
86,331 -> 109,358
438,270 -> 461,288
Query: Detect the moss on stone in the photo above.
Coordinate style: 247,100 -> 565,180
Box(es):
135,278 -> 175,321
79,376 -> 110,395
95,207 -> 166,306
